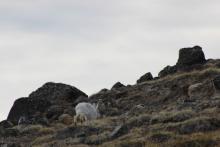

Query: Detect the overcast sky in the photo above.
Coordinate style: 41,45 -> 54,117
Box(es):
1,0 -> 220,121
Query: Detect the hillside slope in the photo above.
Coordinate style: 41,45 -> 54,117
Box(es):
1,46 -> 220,147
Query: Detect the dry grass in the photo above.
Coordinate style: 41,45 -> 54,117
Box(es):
86,116 -> 120,128
201,107 -> 220,116
166,130 -> 220,147
100,128 -> 220,147
166,116 -> 220,135
141,67 -> 220,86
51,122 -> 66,130
31,134 -> 53,146
20,125 -> 43,134
100,127 -> 144,147
144,130 -> 220,147
151,109 -> 195,124
39,127 -> 55,135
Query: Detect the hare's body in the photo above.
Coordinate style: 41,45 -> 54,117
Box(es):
75,102 -> 100,120
74,102 -> 100,125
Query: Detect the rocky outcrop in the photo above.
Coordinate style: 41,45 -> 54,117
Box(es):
29,82 -> 88,103
158,46 -> 206,78
2,46 -> 220,147
0,120 -> 13,129
159,65 -> 177,78
176,46 -> 206,70
7,82 -> 87,125
213,75 -> 220,90
111,82 -> 125,90
137,72 -> 153,83
187,81 -> 215,100
7,97 -> 51,124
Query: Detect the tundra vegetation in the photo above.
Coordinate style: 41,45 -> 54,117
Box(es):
1,46 -> 220,147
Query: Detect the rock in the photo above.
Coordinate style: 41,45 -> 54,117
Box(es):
176,46 -> 206,70
158,65 -> 177,77
7,82 -> 88,124
63,107 -> 76,116
99,88 -> 109,93
31,115 -> 49,126
111,82 -> 125,90
0,120 -> 13,128
36,117 -> 49,126
58,114 -> 73,125
188,83 -> 203,98
7,97 -> 51,124
187,81 -> 215,100
2,128 -> 19,137
29,82 -> 88,103
137,72 -> 153,84
47,105 -> 75,122
46,105 -> 64,120
73,96 -> 89,106
213,75 -> 220,90
109,124 -> 128,139
153,77 -> 160,80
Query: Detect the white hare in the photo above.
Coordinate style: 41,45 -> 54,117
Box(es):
74,102 -> 100,125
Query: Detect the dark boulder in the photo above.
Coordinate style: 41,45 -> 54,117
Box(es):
46,105 -> 64,120
29,82 -> 88,104
30,112 -> 49,126
0,120 -> 13,128
109,125 -> 129,139
213,75 -> 220,90
0,128 -> 19,137
111,82 -> 125,90
46,105 -> 76,120
7,82 -> 87,124
176,46 -> 206,70
153,77 -> 160,80
7,97 -> 51,124
73,96 -> 89,106
98,88 -> 109,94
158,65 -> 177,78
137,72 -> 153,84
63,107 -> 76,116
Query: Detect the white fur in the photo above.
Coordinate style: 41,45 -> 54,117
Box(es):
75,102 -> 100,121
73,113 -> 87,125
18,116 -> 26,125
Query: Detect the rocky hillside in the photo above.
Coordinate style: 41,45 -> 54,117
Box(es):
1,46 -> 220,147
